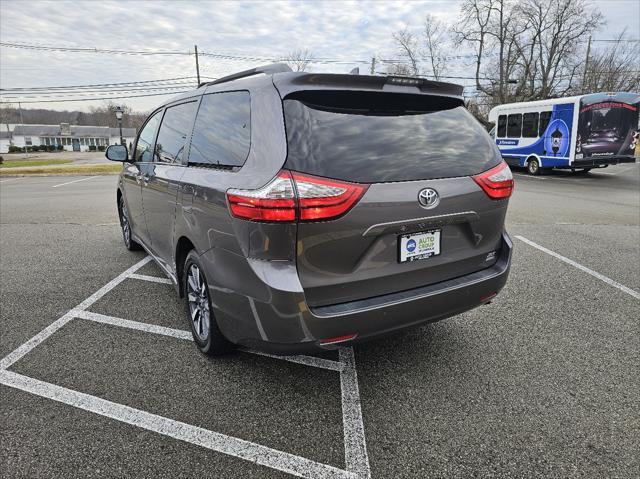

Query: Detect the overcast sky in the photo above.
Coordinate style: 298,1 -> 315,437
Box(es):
1,0 -> 638,113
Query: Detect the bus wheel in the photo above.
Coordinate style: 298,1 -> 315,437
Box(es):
527,158 -> 541,175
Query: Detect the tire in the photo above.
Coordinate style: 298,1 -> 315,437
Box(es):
118,195 -> 142,251
183,250 -> 233,356
526,158 -> 541,175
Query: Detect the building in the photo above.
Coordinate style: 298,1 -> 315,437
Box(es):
1,123 -> 137,153
0,131 -> 12,155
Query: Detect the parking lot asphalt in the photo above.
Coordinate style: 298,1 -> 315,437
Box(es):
1,164 -> 638,478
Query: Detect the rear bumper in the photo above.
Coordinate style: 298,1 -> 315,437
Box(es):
565,156 -> 637,168
226,231 -> 512,355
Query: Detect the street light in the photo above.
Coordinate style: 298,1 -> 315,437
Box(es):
114,106 -> 124,146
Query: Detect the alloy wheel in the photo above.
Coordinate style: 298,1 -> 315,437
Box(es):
187,264 -> 210,341
119,197 -> 131,246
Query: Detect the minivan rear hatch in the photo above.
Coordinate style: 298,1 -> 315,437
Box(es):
281,89 -> 508,308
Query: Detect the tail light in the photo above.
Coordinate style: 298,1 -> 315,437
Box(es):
227,170 -> 369,222
472,161 -> 513,199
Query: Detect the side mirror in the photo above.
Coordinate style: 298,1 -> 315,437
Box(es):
106,144 -> 129,162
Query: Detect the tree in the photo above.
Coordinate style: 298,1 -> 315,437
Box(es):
454,0 -> 604,109
391,27 -> 421,76
579,31 -> 640,93
280,49 -> 314,72
388,18 -> 451,80
422,14 -> 449,81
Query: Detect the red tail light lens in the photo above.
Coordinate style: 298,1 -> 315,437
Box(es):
473,161 -> 513,199
292,172 -> 368,221
227,171 -> 297,222
227,170 -> 368,222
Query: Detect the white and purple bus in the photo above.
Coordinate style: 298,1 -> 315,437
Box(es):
488,92 -> 639,175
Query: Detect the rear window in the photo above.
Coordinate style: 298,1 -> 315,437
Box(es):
283,91 -> 499,183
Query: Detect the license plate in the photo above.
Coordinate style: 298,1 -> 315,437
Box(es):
398,230 -> 441,262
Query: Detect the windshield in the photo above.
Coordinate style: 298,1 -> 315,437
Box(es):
283,93 -> 500,183
590,107 -> 623,132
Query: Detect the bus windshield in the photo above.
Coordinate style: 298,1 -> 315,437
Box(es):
590,107 -> 623,132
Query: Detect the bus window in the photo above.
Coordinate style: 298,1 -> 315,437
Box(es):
522,112 -> 539,137
497,115 -> 507,137
539,111 -> 552,136
507,114 -> 522,137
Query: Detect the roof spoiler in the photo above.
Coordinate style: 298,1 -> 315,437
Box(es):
274,73 -> 464,99
199,63 -> 292,88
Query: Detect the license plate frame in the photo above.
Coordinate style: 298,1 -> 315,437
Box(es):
398,229 -> 441,263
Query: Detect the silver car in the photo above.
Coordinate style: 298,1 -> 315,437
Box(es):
106,64 -> 513,356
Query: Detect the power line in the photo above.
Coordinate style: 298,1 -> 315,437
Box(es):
0,76 -> 196,91
0,41 -> 192,56
0,90 -> 194,105
1,85 -> 195,100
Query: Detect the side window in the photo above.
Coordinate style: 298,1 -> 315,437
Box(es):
522,112 -> 539,137
135,111 -> 162,163
497,115 -> 507,138
539,111 -> 552,136
188,91 -> 251,168
154,101 -> 198,164
507,113 -> 522,138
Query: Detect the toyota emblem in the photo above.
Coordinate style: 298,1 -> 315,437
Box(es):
418,188 -> 439,209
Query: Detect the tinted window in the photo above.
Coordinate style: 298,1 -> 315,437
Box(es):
539,111 -> 552,136
507,114 -> 522,138
283,94 -> 500,183
135,111 -> 162,163
154,101 -> 197,164
497,115 -> 507,137
522,112 -> 539,137
188,91 -> 251,167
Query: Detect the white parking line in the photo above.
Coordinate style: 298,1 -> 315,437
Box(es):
339,348 -> 371,479
0,256 -> 152,371
513,173 -> 547,180
0,254 -> 370,478
52,176 -> 99,188
73,308 -> 344,372
0,370 -> 356,479
0,177 -> 22,184
515,235 -> 640,300
242,348 -> 344,372
129,273 -> 173,285
73,309 -> 193,340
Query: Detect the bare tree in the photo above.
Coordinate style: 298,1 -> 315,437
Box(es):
454,0 -> 604,109
392,27 -> 421,76
423,14 -> 449,80
279,49 -> 314,72
580,30 -> 640,93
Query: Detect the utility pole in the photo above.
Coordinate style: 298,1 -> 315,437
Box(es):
194,45 -> 201,86
581,36 -> 592,94
370,56 -> 376,75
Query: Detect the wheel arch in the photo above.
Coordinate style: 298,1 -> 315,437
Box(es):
175,236 -> 196,298
525,154 -> 542,168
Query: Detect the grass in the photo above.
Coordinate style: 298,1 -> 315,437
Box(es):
0,163 -> 122,175
0,158 -> 73,168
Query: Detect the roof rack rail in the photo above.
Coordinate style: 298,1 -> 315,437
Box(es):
199,63 -> 293,88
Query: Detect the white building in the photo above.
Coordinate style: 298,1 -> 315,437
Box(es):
1,123 -> 137,153
0,131 -> 12,155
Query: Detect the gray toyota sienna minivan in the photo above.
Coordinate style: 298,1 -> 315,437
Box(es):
106,64 -> 513,356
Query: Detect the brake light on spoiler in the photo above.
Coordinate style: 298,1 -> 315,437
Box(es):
472,161 -> 514,200
227,170 -> 369,222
